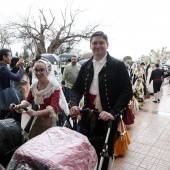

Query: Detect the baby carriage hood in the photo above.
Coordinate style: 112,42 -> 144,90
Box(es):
7,127 -> 98,170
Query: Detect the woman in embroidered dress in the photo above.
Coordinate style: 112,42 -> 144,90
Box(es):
132,79 -> 144,108
10,58 -> 69,139
132,64 -> 147,95
132,64 -> 145,84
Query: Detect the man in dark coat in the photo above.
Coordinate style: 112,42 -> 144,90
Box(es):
69,31 -> 133,169
149,63 -> 164,103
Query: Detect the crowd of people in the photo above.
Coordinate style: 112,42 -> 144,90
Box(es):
124,61 -> 169,113
0,31 -> 170,169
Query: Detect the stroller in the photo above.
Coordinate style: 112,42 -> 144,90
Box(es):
0,108 -> 29,168
7,126 -> 98,170
0,118 -> 23,168
6,109 -> 115,170
6,110 -> 98,170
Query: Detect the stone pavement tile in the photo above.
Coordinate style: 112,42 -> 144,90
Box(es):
163,129 -> 170,136
135,145 -> 152,154
112,161 -> 132,170
138,163 -> 153,169
153,164 -> 170,170
156,134 -> 170,142
145,127 -> 165,135
128,142 -> 144,152
132,152 -> 147,160
154,141 -> 170,150
137,168 -> 146,170
129,164 -> 138,169
142,155 -> 157,164
147,148 -> 163,159
158,158 -> 170,166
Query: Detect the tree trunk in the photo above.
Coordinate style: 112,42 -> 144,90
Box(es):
37,41 -> 46,54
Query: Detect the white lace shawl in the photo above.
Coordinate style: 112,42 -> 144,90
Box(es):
30,81 -> 69,126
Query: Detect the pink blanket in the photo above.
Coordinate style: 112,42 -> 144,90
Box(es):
7,127 -> 98,170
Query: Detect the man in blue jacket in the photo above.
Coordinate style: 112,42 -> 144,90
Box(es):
0,49 -> 25,123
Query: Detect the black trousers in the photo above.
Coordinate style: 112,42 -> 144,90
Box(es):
78,117 -> 119,170
153,81 -> 162,93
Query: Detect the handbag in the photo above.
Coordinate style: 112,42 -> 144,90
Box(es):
114,118 -> 131,157
123,102 -> 135,125
15,72 -> 29,86
0,81 -> 20,110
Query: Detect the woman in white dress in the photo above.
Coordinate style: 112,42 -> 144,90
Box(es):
146,64 -> 155,94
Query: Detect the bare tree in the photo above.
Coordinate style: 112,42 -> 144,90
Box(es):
0,25 -> 14,49
8,7 -> 99,55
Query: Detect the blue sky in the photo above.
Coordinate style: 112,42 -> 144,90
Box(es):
1,0 -> 170,60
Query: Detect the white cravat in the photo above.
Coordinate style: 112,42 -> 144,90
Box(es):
89,55 -> 107,111
89,55 -> 107,94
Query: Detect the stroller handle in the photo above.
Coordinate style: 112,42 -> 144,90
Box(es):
23,108 -> 28,111
79,108 -> 99,114
5,105 -> 28,119
68,109 -> 113,128
23,108 -> 34,133
24,116 -> 34,133
79,109 -> 112,128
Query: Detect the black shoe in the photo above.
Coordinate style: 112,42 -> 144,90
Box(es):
153,101 -> 157,103
158,99 -> 160,102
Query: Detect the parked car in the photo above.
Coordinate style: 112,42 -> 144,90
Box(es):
59,53 -> 77,62
40,53 -> 60,64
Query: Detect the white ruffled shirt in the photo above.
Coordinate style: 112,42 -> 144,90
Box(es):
89,54 -> 107,111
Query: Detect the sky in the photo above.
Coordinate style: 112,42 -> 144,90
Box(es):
1,0 -> 170,60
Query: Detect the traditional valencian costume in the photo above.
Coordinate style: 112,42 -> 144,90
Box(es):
24,58 -> 69,139
132,79 -> 144,108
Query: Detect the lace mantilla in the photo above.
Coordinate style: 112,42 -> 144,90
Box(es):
31,82 -> 60,105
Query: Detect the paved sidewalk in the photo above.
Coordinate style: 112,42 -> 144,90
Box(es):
112,83 -> 170,170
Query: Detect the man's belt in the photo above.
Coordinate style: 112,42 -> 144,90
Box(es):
153,78 -> 162,81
